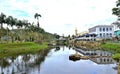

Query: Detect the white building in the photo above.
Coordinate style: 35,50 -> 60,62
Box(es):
88,25 -> 114,39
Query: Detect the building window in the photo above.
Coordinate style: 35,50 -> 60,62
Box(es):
106,28 -> 108,31
110,33 -> 112,37
108,33 -> 110,37
103,33 -> 105,37
99,28 -> 102,31
103,28 -> 105,31
106,33 -> 109,37
110,28 -> 112,31
100,33 -> 102,37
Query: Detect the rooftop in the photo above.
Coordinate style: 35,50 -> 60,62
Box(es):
89,25 -> 113,30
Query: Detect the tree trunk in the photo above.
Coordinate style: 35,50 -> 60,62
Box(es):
11,26 -> 14,43
1,23 -> 3,29
7,27 -> 9,43
37,21 -> 40,28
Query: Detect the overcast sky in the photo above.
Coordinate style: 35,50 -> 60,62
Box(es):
0,0 -> 118,36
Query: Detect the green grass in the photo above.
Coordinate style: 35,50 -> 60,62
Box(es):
101,43 -> 120,53
0,42 -> 49,58
101,43 -> 120,61
112,53 -> 120,62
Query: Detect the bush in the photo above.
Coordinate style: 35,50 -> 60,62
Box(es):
101,39 -> 106,44
112,54 -> 120,62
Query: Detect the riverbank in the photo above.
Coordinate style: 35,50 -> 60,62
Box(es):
101,43 -> 120,61
74,41 -> 120,61
0,42 -> 49,58
74,41 -> 101,50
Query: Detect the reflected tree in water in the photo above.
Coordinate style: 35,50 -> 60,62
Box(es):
0,48 -> 51,74
54,47 -> 60,52
0,58 -> 10,74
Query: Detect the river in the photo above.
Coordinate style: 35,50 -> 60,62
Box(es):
0,46 -> 117,74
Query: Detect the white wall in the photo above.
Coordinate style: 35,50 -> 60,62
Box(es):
89,25 -> 114,39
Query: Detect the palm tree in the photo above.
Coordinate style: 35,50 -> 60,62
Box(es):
0,12 -> 6,29
11,18 -> 17,30
20,20 -> 29,41
6,16 -> 12,27
6,16 -> 18,42
6,16 -> 16,29
5,16 -> 11,42
34,13 -> 42,28
6,16 -> 17,30
112,8 -> 120,17
6,17 -> 17,43
15,20 -> 21,29
0,13 -> 6,42
22,20 -> 29,29
16,20 -> 25,42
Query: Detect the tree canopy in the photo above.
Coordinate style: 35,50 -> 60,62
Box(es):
112,0 -> 120,28
34,13 -> 42,28
0,12 -> 55,43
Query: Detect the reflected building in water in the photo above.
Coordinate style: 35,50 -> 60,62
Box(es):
74,48 -> 115,64
95,50 -> 112,56
74,48 -> 112,57
90,57 -> 115,64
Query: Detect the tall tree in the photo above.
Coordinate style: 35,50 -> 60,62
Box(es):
6,16 -> 17,30
0,12 -> 6,29
11,18 -> 18,30
6,16 -> 11,27
5,16 -> 12,42
6,16 -> 13,28
22,20 -> 29,29
112,0 -> 120,28
16,20 -> 23,29
34,13 -> 42,28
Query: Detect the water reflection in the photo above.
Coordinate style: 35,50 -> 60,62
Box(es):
0,49 -> 50,74
54,47 -> 60,52
90,57 -> 114,64
0,46 -> 117,74
0,58 -> 10,74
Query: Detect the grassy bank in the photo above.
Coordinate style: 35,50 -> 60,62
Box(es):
101,43 -> 120,53
101,43 -> 120,61
74,41 -> 120,61
0,42 -> 49,58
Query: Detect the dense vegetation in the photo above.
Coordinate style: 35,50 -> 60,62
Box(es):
0,12 -> 55,58
98,42 -> 120,61
112,0 -> 120,28
101,43 -> 120,53
112,0 -> 120,61
0,12 -> 55,43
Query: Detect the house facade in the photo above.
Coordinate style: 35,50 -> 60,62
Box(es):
88,25 -> 114,39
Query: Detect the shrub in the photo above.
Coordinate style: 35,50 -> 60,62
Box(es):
112,54 -> 120,62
